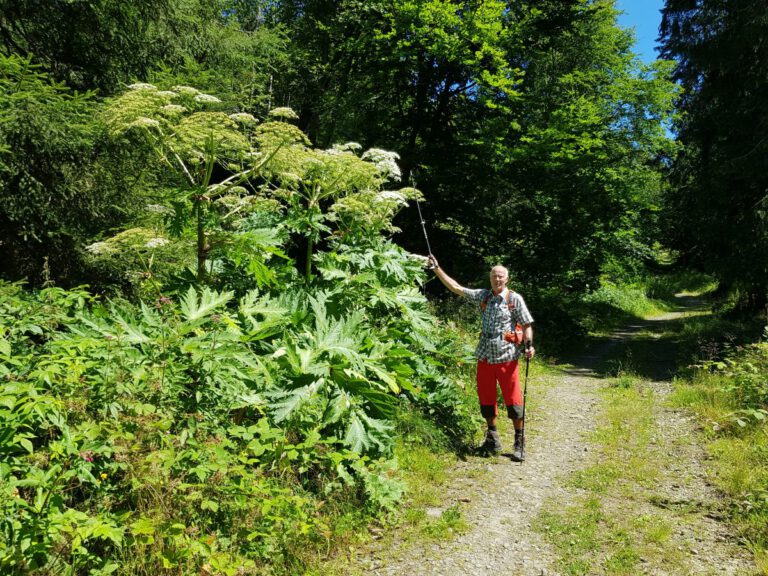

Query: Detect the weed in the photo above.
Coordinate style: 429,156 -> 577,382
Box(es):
420,505 -> 467,540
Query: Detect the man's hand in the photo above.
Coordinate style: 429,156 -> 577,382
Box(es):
525,344 -> 536,359
426,254 -> 464,295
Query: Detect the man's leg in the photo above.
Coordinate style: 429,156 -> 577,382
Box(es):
477,360 -> 502,452
499,361 -> 525,461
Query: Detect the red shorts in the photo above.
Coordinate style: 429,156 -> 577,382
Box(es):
476,359 -> 522,418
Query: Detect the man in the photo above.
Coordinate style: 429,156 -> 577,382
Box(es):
428,255 -> 535,461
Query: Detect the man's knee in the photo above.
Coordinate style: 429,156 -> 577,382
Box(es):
507,404 -> 524,420
480,404 -> 496,418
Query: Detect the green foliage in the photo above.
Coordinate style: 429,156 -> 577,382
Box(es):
660,0 -> 768,309
100,83 -> 288,285
692,343 -> 768,428
0,0 -> 288,103
580,282 -> 669,332
0,152 -> 476,570
0,0 -> 175,93
0,54 -> 135,283
0,277 -> 469,574
147,1 -> 291,112
674,341 -> 768,551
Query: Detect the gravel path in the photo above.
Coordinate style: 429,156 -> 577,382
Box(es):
354,298 -> 756,576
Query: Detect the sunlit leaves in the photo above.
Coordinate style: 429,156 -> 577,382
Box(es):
179,286 -> 233,323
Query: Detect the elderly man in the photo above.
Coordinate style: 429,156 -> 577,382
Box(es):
428,255 -> 535,461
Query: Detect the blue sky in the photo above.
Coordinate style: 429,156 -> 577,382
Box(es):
615,0 -> 665,63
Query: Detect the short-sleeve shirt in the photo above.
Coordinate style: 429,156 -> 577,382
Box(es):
462,287 -> 534,363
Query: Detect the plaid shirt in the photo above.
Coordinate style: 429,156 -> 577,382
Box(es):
462,287 -> 534,364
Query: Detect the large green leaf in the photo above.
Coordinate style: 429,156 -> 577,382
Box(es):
179,286 -> 233,323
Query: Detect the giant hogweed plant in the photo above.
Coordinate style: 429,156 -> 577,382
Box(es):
1,84 -> 474,573
0,283 -> 409,574
98,83 -> 420,291
252,123 -> 421,280
100,83 -> 287,287
0,245 -> 471,573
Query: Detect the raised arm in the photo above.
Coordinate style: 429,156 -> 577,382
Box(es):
428,255 -> 465,296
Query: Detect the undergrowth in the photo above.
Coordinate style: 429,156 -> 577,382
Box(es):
0,276 -> 479,575
672,335 -> 768,558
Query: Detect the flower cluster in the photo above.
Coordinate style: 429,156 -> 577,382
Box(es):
155,296 -> 173,309
361,148 -> 402,181
229,112 -> 258,125
194,94 -> 222,104
145,238 -> 169,249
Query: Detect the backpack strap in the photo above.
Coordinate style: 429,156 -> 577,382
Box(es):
480,289 -> 517,312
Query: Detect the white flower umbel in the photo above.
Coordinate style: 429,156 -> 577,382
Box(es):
128,83 -> 157,91
374,191 -> 408,205
172,85 -> 200,96
85,241 -> 110,255
145,238 -> 170,249
157,90 -> 178,98
327,142 -> 363,155
228,112 -> 258,125
268,107 -> 299,121
130,117 -> 160,129
362,148 -> 402,181
145,204 -> 173,214
194,94 -> 222,104
160,104 -> 186,114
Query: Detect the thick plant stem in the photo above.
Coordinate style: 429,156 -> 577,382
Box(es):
196,199 -> 207,282
306,237 -> 313,281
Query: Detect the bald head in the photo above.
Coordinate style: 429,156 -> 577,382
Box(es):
489,265 -> 509,294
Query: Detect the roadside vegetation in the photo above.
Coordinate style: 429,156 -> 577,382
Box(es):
0,80 -> 482,574
672,328 -> 768,570
535,374 -> 680,575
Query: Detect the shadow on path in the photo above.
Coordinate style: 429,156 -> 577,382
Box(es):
557,295 -> 710,381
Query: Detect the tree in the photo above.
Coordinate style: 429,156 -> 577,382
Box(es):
493,0 -> 678,291
660,0 -> 768,308
0,55 -> 139,283
0,0 -> 175,93
260,0 -> 677,297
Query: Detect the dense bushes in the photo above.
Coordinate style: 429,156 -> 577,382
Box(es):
673,338 -> 768,551
0,83 -> 479,573
0,266 -> 474,573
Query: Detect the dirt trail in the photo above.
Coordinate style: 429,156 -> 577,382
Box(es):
354,297 -> 755,576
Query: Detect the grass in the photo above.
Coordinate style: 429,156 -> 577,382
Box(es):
670,342 -> 768,556
534,373 -> 724,575
319,401 -> 482,575
576,269 -> 718,338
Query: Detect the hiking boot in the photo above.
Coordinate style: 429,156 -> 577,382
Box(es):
480,429 -> 503,454
511,433 -> 525,462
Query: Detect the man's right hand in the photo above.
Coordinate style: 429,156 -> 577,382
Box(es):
427,255 -> 439,270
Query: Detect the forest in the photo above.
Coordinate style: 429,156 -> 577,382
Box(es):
0,1 -> 766,574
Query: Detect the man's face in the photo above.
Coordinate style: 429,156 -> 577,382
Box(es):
489,266 -> 508,294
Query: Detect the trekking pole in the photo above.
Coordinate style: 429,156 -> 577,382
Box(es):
520,342 -> 531,464
415,199 -> 436,268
